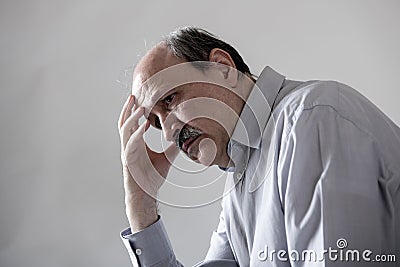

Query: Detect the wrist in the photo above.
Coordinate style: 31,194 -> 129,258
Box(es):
125,192 -> 158,233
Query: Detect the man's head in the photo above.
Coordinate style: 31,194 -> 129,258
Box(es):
131,27 -> 254,168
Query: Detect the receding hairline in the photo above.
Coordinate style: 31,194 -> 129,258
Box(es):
134,42 -> 191,83
131,42 -> 189,111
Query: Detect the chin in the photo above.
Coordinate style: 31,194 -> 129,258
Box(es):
185,136 -> 222,166
185,151 -> 215,166
197,153 -> 220,167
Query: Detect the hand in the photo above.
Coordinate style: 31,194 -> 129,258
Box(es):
118,95 -> 179,231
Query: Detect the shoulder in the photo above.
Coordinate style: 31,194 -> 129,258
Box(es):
269,79 -> 384,149
275,80 -> 376,129
271,81 -> 341,137
281,80 -> 342,112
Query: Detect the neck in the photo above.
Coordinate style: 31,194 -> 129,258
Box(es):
235,74 -> 256,115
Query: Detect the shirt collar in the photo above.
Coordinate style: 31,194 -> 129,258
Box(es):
230,66 -> 285,149
221,66 -> 285,173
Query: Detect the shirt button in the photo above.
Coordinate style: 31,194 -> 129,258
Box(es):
135,248 -> 142,256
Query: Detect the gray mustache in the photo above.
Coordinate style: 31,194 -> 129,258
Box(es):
176,126 -> 202,150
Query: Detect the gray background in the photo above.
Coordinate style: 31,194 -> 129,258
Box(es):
1,0 -> 399,266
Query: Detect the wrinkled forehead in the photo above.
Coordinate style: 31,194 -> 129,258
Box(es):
131,62 -> 218,117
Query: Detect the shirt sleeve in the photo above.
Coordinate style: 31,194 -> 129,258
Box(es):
121,214 -> 238,267
278,105 -> 393,266
121,216 -> 183,267
204,205 -> 237,262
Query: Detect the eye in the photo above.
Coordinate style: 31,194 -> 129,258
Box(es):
163,93 -> 176,107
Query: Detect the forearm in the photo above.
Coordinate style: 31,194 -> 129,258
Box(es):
125,191 -> 158,233
122,166 -> 158,233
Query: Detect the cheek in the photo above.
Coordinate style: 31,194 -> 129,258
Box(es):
198,119 -> 230,153
175,98 -> 239,135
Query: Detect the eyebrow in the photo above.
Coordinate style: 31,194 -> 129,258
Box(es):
139,83 -> 179,119
142,99 -> 161,119
134,86 -> 154,120
142,88 -> 171,118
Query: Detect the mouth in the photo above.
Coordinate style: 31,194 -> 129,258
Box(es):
182,135 -> 201,152
176,126 -> 203,154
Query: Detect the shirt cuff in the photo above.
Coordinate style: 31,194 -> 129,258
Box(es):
120,216 -> 175,267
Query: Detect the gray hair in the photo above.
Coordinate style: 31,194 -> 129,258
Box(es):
163,27 -> 253,76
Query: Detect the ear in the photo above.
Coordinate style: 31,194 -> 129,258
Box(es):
209,48 -> 239,87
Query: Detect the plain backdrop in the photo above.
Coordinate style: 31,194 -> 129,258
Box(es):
1,0 -> 399,266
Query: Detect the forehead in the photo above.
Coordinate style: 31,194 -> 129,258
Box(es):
131,70 -> 176,117
131,62 -> 211,116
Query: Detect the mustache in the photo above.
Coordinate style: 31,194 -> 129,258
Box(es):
175,126 -> 203,150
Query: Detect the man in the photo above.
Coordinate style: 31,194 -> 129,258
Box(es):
117,27 -> 400,266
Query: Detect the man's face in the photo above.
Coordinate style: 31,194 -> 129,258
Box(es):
132,62 -> 243,167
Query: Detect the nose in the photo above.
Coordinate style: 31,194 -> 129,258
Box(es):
161,113 -> 183,142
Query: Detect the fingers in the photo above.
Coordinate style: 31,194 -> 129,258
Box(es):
118,95 -> 132,128
118,95 -> 135,129
121,118 -> 150,164
121,106 -> 144,133
121,107 -> 145,147
123,96 -> 136,127
124,120 -> 150,154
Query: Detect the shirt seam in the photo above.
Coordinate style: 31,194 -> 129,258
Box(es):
290,103 -> 389,174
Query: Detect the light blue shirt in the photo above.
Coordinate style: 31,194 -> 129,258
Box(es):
121,67 -> 400,266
